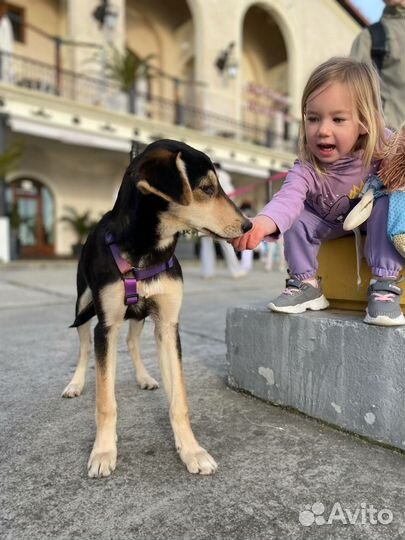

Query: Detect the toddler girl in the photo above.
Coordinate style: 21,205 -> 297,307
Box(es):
233,57 -> 404,326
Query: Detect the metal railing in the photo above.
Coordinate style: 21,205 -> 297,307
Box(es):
0,50 -> 299,151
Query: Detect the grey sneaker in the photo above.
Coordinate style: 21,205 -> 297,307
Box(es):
267,278 -> 329,314
364,279 -> 405,326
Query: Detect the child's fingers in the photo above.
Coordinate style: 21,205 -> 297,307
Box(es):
233,230 -> 261,251
232,234 -> 248,251
248,224 -> 265,249
231,235 -> 245,251
231,219 -> 269,250
245,233 -> 262,250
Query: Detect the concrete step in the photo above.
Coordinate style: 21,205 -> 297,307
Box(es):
226,307 -> 405,451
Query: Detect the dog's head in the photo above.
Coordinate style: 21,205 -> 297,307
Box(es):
135,140 -> 252,240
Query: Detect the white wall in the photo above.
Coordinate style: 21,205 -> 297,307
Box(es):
7,135 -> 128,255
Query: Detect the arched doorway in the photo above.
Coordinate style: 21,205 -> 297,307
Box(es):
126,0 -> 195,124
241,4 -> 289,148
6,178 -> 55,258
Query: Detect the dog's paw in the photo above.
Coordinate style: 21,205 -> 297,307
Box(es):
179,446 -> 218,475
62,382 -> 83,398
88,448 -> 117,478
137,374 -> 159,390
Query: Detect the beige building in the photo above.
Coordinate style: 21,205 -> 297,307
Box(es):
0,0 -> 366,259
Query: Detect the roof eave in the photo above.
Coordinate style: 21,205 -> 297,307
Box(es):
336,0 -> 370,27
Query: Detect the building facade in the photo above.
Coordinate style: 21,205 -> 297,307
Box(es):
0,0 -> 365,258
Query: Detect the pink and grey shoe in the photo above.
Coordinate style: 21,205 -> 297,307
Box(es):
364,279 -> 405,326
267,277 -> 329,314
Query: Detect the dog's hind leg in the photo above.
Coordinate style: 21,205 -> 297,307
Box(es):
62,320 -> 92,397
62,287 -> 93,398
127,320 -> 159,390
153,290 -> 218,475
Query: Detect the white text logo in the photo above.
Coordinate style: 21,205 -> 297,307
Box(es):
299,502 -> 393,526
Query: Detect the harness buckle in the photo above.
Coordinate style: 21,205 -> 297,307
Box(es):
123,276 -> 138,305
125,292 -> 139,305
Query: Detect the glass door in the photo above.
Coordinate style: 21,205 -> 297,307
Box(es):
7,179 -> 55,258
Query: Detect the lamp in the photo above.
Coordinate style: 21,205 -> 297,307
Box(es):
93,0 -> 118,31
215,42 -> 238,78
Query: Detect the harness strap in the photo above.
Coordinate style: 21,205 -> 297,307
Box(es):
368,21 -> 388,72
105,232 -> 175,305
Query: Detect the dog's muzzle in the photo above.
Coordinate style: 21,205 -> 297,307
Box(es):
242,220 -> 252,233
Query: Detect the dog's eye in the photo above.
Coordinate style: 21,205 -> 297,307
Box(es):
200,185 -> 215,196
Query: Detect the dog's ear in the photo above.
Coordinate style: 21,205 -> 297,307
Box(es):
137,150 -> 192,206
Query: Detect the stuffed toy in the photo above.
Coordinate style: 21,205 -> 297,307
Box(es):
344,130 -> 405,259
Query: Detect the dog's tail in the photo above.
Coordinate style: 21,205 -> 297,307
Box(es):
70,302 -> 96,328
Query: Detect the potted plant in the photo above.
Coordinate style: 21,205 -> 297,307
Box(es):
60,206 -> 98,257
0,143 -> 21,174
103,45 -> 156,114
8,201 -> 22,259
2,144 -> 22,260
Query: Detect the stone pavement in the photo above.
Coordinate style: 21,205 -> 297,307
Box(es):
1,260 -> 405,539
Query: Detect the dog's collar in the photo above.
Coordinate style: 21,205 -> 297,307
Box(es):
105,232 -> 175,305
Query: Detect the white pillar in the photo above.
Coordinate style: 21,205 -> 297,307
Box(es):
0,216 -> 10,262
67,0 -> 125,74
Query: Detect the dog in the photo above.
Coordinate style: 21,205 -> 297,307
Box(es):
62,139 -> 252,478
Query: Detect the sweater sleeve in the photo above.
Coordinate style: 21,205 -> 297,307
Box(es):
258,162 -> 311,234
350,30 -> 372,63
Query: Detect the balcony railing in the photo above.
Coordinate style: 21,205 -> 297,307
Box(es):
0,50 -> 298,152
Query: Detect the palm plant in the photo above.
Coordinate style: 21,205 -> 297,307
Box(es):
60,206 -> 98,252
0,144 -> 21,176
104,46 -> 155,91
1,145 -> 23,259
103,46 -> 156,113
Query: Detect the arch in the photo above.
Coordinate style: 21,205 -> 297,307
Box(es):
6,176 -> 55,258
184,0 -> 204,80
240,0 -> 299,92
125,0 -> 196,120
239,0 -> 299,147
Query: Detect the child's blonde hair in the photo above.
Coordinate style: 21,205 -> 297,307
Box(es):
299,57 -> 386,174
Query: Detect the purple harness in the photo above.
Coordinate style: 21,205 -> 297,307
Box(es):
106,232 -> 175,305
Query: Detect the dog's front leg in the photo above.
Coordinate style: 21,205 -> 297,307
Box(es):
154,298 -> 218,475
88,322 -> 121,478
127,319 -> 159,390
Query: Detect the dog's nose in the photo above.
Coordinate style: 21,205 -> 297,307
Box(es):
242,220 -> 253,233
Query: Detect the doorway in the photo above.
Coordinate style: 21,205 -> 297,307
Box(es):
6,178 -> 55,258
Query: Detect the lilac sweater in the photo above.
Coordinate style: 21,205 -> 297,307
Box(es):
259,155 -> 380,234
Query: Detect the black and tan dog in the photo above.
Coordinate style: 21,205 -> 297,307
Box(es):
62,139 -> 251,478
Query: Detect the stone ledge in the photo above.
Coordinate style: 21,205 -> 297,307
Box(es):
226,307 -> 405,451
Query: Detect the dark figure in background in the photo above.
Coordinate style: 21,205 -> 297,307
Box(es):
350,0 -> 405,130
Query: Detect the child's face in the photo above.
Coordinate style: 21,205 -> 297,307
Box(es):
304,81 -> 366,165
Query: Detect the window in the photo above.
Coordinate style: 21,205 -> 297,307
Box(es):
1,3 -> 25,43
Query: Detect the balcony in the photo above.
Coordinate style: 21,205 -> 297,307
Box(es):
0,50 -> 298,154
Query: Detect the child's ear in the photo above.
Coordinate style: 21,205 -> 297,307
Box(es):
358,122 -> 368,135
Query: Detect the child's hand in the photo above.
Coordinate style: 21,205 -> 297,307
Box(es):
232,215 -> 278,251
